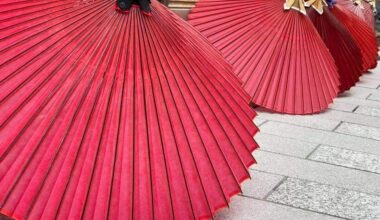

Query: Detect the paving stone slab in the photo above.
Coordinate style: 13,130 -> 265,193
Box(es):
349,86 -> 380,97
253,117 -> 267,127
356,78 -> 380,89
364,72 -> 380,80
255,133 -> 318,158
309,145 -> 380,174
256,111 -> 341,131
354,106 -> 380,118
259,121 -> 380,156
267,178 -> 380,220
328,102 -> 358,112
362,72 -> 380,80
316,109 -> 380,128
343,87 -> 372,99
253,151 -> 380,196
335,122 -> 380,141
368,93 -> 380,101
335,96 -> 380,108
241,170 -> 284,199
215,196 -> 343,220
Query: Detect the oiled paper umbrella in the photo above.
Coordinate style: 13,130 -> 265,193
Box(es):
329,3 -> 378,70
188,0 -> 340,114
0,0 -> 259,219
336,0 -> 376,29
307,5 -> 363,92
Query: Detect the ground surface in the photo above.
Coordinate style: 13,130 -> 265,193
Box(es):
215,64 -> 380,220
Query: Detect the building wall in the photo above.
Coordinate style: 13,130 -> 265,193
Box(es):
168,0 -> 197,19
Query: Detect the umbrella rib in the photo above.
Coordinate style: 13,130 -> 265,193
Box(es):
146,15 -> 208,218
151,16 -> 247,207
23,13 -> 119,218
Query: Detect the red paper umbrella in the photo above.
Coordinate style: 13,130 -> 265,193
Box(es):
188,0 -> 340,114
336,0 -> 375,29
362,1 -> 375,28
329,4 -> 378,70
0,0 -> 259,219
307,7 -> 364,92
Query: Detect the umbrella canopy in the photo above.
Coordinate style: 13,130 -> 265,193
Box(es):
308,7 -> 364,92
336,0 -> 376,29
188,0 -> 340,114
0,0 -> 259,219
329,3 -> 378,70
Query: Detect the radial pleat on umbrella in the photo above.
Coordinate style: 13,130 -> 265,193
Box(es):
329,4 -> 378,70
188,0 -> 340,115
0,0 -> 259,219
362,1 -> 375,28
307,7 -> 363,92
336,0 -> 375,29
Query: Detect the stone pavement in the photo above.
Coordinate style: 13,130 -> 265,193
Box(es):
215,65 -> 380,220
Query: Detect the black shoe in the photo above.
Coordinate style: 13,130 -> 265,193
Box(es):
117,0 -> 132,11
138,0 -> 151,14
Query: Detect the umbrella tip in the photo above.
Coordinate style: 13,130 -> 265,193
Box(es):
284,0 -> 307,15
305,0 -> 327,14
353,0 -> 365,8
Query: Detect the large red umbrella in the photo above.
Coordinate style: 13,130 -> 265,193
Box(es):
336,0 -> 376,29
0,0 -> 259,219
329,3 -> 378,70
307,6 -> 364,92
188,0 -> 340,114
